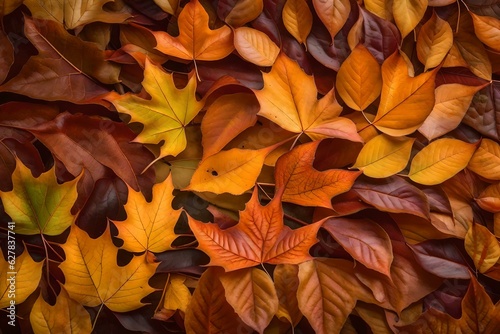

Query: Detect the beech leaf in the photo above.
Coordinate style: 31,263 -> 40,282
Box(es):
416,11 -> 453,71
393,0 -> 427,38
282,0 -> 313,46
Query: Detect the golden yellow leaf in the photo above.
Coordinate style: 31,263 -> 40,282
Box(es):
0,248 -> 43,308
374,51 -> 437,137
163,275 -> 191,315
109,59 -> 203,164
153,0 -> 233,61
393,0 -> 428,38
353,134 -> 415,178
312,0 -> 351,40
336,44 -> 382,111
417,11 -> 453,71
465,223 -> 500,273
30,288 -> 92,334
364,0 -> 393,21
220,268 -> 279,333
0,0 -> 22,16
225,0 -> 263,27
112,174 -> 181,253
471,12 -> 500,52
476,183 -> 500,213
201,93 -> 258,159
282,0 -> 313,46
254,53 -> 362,142
154,0 -> 178,15
60,225 -> 158,312
234,27 -> 280,67
418,83 -> 488,141
0,159 -> 80,236
468,138 -> 500,180
186,146 -> 276,195
409,138 -> 477,185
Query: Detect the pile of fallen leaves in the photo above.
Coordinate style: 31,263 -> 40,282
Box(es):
1,0 -> 499,333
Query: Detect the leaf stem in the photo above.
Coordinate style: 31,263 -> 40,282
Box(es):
92,304 -> 105,332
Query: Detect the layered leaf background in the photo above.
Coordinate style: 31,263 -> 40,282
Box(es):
1,0 -> 499,333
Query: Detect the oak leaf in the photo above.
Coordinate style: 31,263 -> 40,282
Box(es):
0,248 -> 43,308
220,268 -> 279,333
109,59 -> 203,165
373,51 -> 437,136
188,187 -> 322,271
254,53 -> 362,142
275,140 -> 361,208
0,159 -> 80,236
30,288 -> 92,334
59,225 -> 158,312
153,0 -> 234,62
112,174 -> 181,253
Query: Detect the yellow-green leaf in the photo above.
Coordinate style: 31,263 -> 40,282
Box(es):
109,59 -> 203,164
30,288 -> 92,334
468,138 -> 500,180
409,138 -> 477,185
353,134 -> 415,178
465,223 -> 500,273
0,159 -> 80,236
0,248 -> 43,308
336,44 -> 382,111
112,174 -> 181,253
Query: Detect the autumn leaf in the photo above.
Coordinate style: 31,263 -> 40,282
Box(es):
109,59 -> 203,165
59,224 -> 158,312
409,138 -> 477,185
465,223 -> 500,273
254,53 -> 362,142
112,174 -> 181,253
188,187 -> 322,271
153,0 -> 234,63
476,183 -> 500,213
335,44 -> 382,111
155,274 -> 192,320
352,134 -> 415,178
0,159 -> 80,236
0,248 -> 43,308
234,27 -> 280,67
220,268 -> 279,333
275,140 -> 361,208
393,0 -> 427,38
470,12 -> 500,52
274,264 -> 302,326
312,0 -> 351,41
223,0 -> 263,27
416,11 -> 453,71
30,288 -> 92,334
184,267 -> 251,333
282,0 -> 313,47
373,50 -> 437,136
468,138 -> 500,180
23,0 -> 131,29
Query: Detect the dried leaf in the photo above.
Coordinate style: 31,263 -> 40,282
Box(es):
468,138 -> 500,180
282,0 -> 313,46
417,11 -> 453,71
234,27 -> 280,67
465,223 -> 500,273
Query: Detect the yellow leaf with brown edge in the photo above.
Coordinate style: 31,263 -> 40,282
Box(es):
254,53 -> 362,143
468,138 -> 500,180
393,0 -> 428,39
353,134 -> 414,178
312,0 -> 351,41
188,187 -> 322,271
153,0 -> 234,61
220,268 -> 279,333
477,183 -> 500,213
417,11 -> 453,71
112,174 -> 181,253
409,138 -> 477,185
225,0 -> 263,27
0,248 -> 43,309
283,0 -> 313,46
418,83 -> 489,141
108,59 -> 203,166
471,12 -> 500,52
373,51 -> 437,137
465,223 -> 500,273
336,44 -> 382,111
30,288 -> 92,334
0,159 -> 80,236
275,140 -> 361,208
59,224 -> 158,312
234,27 -> 280,67
184,268 -> 251,333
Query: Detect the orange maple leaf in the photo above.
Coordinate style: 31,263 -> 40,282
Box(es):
188,187 -> 322,271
